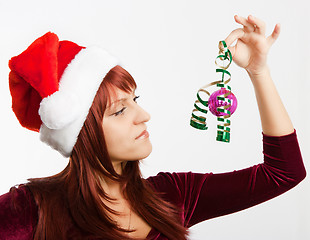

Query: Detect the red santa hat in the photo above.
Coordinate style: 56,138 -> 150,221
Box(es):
9,32 -> 120,158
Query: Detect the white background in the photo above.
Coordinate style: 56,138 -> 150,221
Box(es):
0,0 -> 309,239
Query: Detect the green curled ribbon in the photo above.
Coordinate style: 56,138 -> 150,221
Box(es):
190,40 -> 233,142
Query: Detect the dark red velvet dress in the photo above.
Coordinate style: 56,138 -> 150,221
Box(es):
0,130 -> 306,239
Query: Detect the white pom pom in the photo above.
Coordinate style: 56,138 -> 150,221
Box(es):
39,91 -> 80,130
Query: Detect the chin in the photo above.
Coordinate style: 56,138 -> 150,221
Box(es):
138,143 -> 153,160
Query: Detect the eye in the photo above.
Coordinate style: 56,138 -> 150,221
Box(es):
112,96 -> 139,116
113,107 -> 127,116
134,95 -> 140,102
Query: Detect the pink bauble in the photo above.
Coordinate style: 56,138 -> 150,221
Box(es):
208,88 -> 237,116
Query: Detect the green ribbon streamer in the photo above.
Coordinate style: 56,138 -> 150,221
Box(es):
190,40 -> 233,142
215,41 -> 232,142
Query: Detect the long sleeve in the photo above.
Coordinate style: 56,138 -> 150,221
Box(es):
146,130 -> 306,228
0,185 -> 38,240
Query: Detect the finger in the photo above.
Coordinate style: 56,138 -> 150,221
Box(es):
247,15 -> 266,35
228,45 -> 236,58
267,23 -> 281,46
224,28 -> 244,47
234,15 -> 255,32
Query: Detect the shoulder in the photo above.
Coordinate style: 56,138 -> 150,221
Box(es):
146,171 -> 211,187
146,172 -> 212,200
0,184 -> 38,239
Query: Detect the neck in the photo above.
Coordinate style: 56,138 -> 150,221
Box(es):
113,161 -> 124,175
100,161 -> 126,198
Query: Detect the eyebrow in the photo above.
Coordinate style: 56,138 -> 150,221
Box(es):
106,88 -> 137,110
107,97 -> 128,109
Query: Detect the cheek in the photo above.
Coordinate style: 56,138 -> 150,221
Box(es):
104,124 -> 132,152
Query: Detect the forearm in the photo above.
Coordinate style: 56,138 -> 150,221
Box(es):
248,66 -> 294,136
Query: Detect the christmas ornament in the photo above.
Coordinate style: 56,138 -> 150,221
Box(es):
190,41 -> 237,142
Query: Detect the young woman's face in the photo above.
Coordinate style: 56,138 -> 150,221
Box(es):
102,87 -> 152,164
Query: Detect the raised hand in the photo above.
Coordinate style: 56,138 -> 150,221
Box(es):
224,15 -> 280,77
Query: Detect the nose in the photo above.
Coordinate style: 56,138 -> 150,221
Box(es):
134,104 -> 151,124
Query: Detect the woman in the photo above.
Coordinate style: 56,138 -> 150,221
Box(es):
0,15 -> 306,240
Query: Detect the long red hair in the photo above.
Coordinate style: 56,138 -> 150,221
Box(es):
26,65 -> 188,239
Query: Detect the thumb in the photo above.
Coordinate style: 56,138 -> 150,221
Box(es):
228,45 -> 236,59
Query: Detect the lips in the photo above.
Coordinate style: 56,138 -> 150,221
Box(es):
135,130 -> 149,140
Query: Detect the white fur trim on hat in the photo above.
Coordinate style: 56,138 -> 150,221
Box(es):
39,46 -> 120,158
